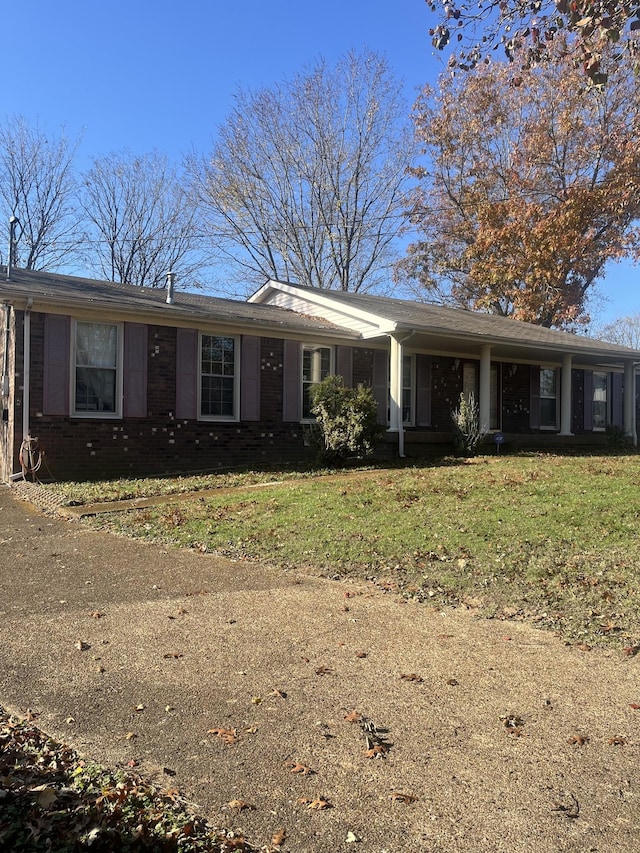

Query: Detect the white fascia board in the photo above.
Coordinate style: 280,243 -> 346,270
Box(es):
249,280 -> 398,336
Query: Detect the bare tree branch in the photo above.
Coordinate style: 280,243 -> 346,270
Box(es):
187,50 -> 415,294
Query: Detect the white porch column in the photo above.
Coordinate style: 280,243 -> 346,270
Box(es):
479,344 -> 491,432
388,334 -> 406,457
388,334 -> 402,433
559,353 -> 573,436
624,359 -> 637,445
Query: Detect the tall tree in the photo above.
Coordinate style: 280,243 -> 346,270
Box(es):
593,314 -> 640,348
426,0 -> 640,86
399,42 -> 640,328
0,116 -> 82,270
81,151 -> 204,288
187,50 -> 415,293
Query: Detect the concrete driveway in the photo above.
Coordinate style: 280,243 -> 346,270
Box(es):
1,484 -> 639,853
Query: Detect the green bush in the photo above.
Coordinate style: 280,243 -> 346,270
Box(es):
604,424 -> 634,451
309,375 -> 382,465
451,392 -> 487,456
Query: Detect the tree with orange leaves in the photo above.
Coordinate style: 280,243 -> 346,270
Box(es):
399,42 -> 640,328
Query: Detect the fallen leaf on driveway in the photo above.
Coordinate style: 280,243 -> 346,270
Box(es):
315,665 -> 332,675
124,731 -> 137,740
89,610 -> 105,618
270,688 -> 287,699
344,710 -> 361,723
400,673 -> 423,683
391,791 -> 417,804
568,735 -> 589,746
607,736 -> 626,746
297,796 -> 332,810
286,761 -> 314,775
74,640 -> 91,651
630,703 -> 640,710
355,650 -> 367,658
208,727 -> 239,744
272,828 -> 287,846
364,743 -> 388,758
228,799 -> 255,811
163,652 -> 183,659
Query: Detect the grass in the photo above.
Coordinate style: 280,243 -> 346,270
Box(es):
41,452 -> 640,649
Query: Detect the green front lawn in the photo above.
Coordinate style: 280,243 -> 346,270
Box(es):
44,453 -> 640,649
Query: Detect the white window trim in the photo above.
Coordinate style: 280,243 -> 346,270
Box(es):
198,332 -> 240,422
592,370 -> 609,432
71,319 -> 123,419
539,367 -> 559,431
301,342 -> 334,422
401,352 -> 416,427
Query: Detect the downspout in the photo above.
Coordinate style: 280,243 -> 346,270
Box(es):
1,302 -> 10,397
9,297 -> 32,480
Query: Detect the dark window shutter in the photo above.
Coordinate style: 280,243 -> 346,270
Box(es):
583,370 -> 593,431
123,323 -> 148,418
336,345 -> 353,387
372,348 -> 389,425
612,373 -> 623,427
282,340 -> 301,422
240,335 -> 261,422
43,314 -> 70,415
176,328 -> 198,419
529,366 -> 540,430
416,354 -> 432,427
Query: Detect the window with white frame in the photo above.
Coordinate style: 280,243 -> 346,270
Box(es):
401,354 -> 415,425
200,334 -> 238,419
540,368 -> 558,429
302,344 -> 332,419
592,371 -> 608,430
73,321 -> 120,416
387,353 -> 415,425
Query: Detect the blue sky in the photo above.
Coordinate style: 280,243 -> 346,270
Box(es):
2,0 -> 637,323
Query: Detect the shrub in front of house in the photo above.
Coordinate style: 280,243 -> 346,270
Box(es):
451,392 -> 487,456
309,375 -> 382,465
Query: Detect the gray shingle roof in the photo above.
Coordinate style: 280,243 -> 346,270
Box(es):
288,284 -> 640,359
0,268 -> 354,337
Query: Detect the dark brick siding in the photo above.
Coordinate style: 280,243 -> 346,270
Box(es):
8,312 -> 640,480
24,314 -> 311,481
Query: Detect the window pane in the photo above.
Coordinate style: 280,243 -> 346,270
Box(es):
540,369 -> 556,398
76,323 -> 117,368
402,354 -> 413,424
302,345 -> 331,418
593,372 -> 608,429
75,322 -> 118,413
201,336 -> 235,418
540,397 -> 557,428
75,367 -> 116,412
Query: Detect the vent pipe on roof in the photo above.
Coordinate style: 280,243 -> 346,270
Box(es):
165,270 -> 176,304
6,216 -> 18,281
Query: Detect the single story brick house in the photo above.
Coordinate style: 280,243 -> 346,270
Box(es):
1,266 -> 639,482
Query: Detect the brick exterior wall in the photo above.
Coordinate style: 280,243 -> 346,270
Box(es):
7,311 -> 639,481
23,313 -> 313,481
